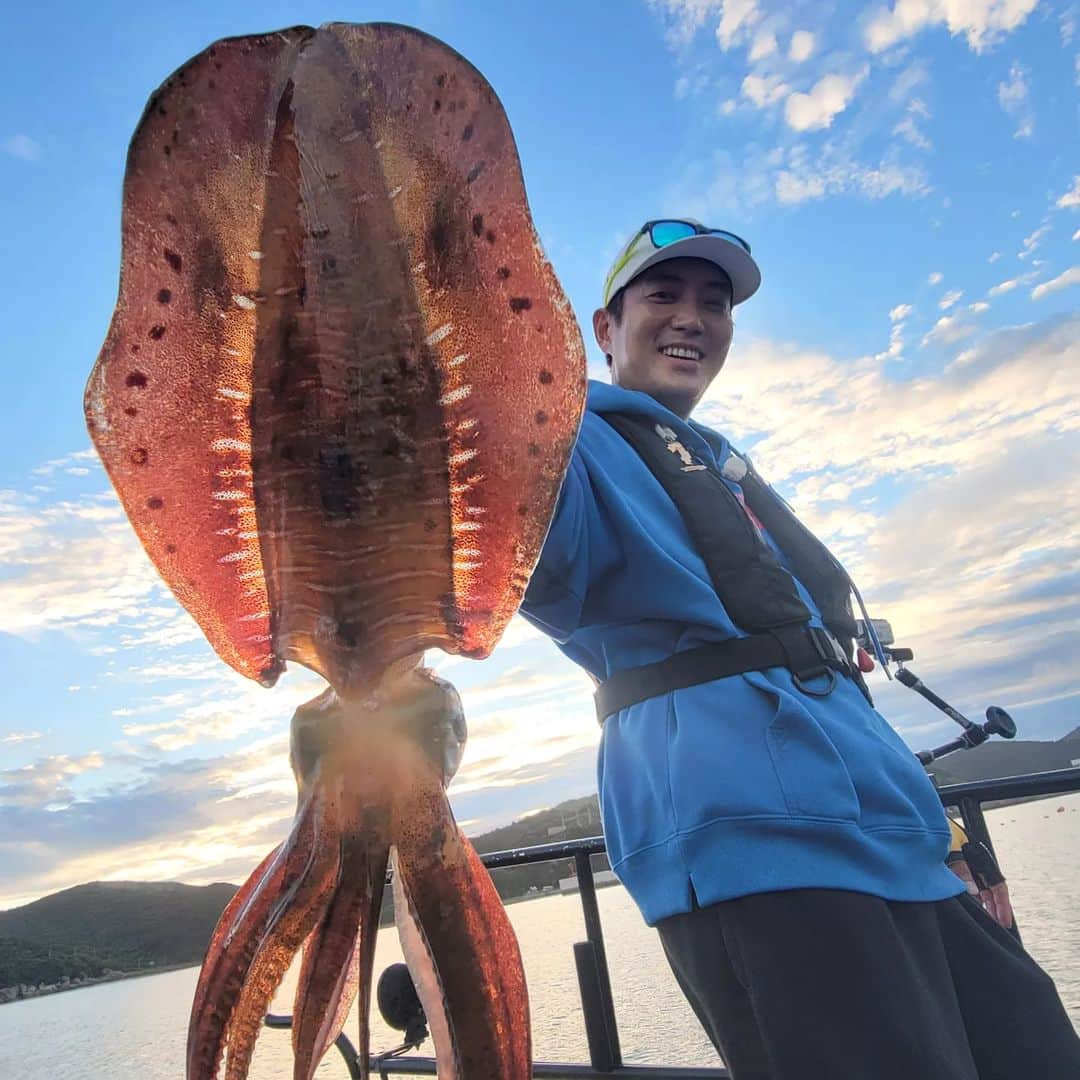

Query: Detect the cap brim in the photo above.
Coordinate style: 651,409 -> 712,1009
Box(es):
619,234 -> 761,307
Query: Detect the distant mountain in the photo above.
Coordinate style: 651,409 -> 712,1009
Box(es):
0,880 -> 236,997
927,726 -> 1080,788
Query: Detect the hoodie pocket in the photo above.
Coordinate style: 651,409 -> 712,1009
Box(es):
746,671 -> 861,822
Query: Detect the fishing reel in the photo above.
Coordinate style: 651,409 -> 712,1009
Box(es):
374,962 -> 429,1063
263,962 -> 429,1078
855,618 -> 1018,765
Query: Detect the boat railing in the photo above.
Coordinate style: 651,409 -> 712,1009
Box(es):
265,766 -> 1080,1079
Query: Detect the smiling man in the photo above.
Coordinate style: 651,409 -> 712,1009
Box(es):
520,219 -> 1080,1079
595,256 -> 736,417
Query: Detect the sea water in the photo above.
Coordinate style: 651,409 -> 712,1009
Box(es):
1,792 -> 1076,1078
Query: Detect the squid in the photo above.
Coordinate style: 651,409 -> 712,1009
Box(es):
84,22 -> 586,1080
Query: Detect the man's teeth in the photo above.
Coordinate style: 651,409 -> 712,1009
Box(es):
661,346 -> 703,361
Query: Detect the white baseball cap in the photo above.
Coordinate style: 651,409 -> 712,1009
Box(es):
602,218 -> 761,308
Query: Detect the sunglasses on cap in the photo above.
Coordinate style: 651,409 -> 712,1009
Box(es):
604,219 -> 752,302
640,219 -> 751,254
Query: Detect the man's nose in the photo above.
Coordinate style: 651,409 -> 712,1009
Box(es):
669,301 -> 706,333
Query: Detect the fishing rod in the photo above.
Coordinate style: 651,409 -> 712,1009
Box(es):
855,618 -> 1018,765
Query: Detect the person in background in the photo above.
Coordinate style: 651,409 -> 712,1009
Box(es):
947,815 -> 1015,930
520,218 -> 1079,1079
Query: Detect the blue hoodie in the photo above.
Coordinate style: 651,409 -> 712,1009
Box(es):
520,380 -> 963,926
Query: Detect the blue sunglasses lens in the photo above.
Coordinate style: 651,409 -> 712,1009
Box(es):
709,229 -> 750,253
650,220 -> 698,247
648,220 -> 750,255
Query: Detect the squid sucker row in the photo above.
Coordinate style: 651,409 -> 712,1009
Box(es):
85,20 -> 586,1080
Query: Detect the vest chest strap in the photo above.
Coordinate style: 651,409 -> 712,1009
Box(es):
594,625 -> 853,724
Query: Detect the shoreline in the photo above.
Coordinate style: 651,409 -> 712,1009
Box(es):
0,882 -> 625,1004
1,961 -> 198,1005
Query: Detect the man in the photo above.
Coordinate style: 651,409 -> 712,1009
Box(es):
519,219 -> 1079,1079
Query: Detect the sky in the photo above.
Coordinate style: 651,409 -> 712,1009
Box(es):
1,0 -> 1077,910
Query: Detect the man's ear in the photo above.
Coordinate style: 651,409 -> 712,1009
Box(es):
592,307 -> 613,357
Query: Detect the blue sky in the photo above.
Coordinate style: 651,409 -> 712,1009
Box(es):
1,0 -> 1078,908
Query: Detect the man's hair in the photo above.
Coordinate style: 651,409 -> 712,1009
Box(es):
606,288 -> 626,325
604,289 -> 625,367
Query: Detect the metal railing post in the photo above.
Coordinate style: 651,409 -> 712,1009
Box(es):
575,850 -> 622,1070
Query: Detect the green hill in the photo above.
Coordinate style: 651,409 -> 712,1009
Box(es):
0,880 -> 237,995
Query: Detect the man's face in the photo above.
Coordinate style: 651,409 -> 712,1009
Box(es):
593,257 -> 734,419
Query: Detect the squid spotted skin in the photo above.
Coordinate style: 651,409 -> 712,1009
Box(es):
85,21 -> 586,1080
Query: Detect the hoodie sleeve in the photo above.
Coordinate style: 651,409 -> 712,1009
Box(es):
519,450 -> 601,643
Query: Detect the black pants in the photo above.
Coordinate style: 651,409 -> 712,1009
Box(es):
657,889 -> 1080,1079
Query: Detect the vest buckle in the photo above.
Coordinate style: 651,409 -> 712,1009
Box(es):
792,668 -> 838,697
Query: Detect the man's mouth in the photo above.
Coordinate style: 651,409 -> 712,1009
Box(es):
660,344 -> 704,364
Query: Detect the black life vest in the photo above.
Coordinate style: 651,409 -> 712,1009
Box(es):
594,412 -> 872,721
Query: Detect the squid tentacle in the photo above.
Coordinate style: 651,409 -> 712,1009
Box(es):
188,842 -> 280,1054
392,778 -> 531,1079
392,848 -> 458,1079
223,785 -> 344,1080
187,799 -> 317,1080
292,829 -> 390,1080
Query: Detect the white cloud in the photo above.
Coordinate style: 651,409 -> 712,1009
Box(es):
988,273 -> 1035,296
939,289 -> 963,310
1057,176 -> 1080,209
921,314 -> 975,346
1,731 -> 44,745
1073,229 -> 1080,241
997,62 -> 1033,138
0,489 -> 169,638
1062,8 -> 1076,45
789,29 -> 815,62
0,751 -> 105,810
2,134 -> 42,161
775,170 -> 827,203
928,271 -> 943,285
749,29 -> 777,60
31,448 -> 98,478
702,312 -> 1078,510
893,114 -> 932,150
0,737 -> 298,907
720,97 -> 738,115
877,308 -> 910,359
648,0 -> 726,46
968,301 -> 991,313
1031,266 -> 1080,300
888,63 -> 929,104
675,69 -> 712,99
741,71 -> 790,107
989,251 -> 1001,263
650,0 -> 763,49
784,68 -> 868,131
716,0 -> 760,48
774,155 -> 928,205
1019,222 -> 1050,260
865,0 -> 1040,54
696,317 -> 1080,683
